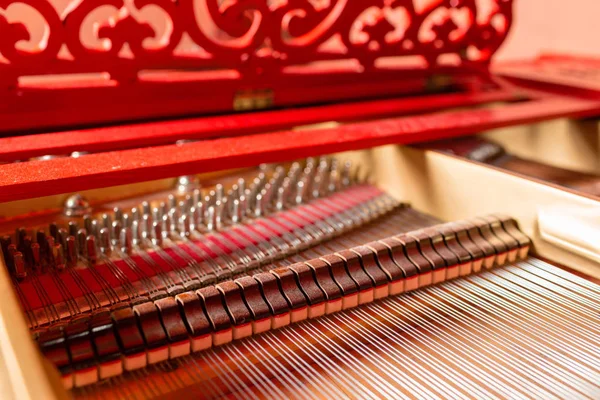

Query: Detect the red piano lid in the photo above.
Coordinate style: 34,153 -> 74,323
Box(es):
0,0 -> 514,132
494,53 -> 600,98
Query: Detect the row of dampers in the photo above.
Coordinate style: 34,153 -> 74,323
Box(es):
37,215 -> 531,389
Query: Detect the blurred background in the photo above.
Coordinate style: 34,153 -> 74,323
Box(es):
497,0 -> 599,61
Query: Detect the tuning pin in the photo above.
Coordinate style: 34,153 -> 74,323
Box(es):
131,220 -> 140,247
77,229 -> 87,258
68,221 -> 79,238
140,214 -> 150,239
140,201 -> 151,216
31,243 -> 41,270
237,179 -> 246,198
168,194 -> 177,210
178,214 -> 191,237
295,181 -> 305,205
120,228 -> 132,255
35,231 -> 44,250
99,228 -> 111,256
254,193 -> 264,217
13,252 -> 26,280
342,161 -> 352,187
215,184 -> 224,204
86,236 -> 97,264
122,213 -> 130,229
152,221 -> 163,247
194,201 -> 204,226
160,214 -> 169,238
14,227 -> 25,250
83,215 -> 92,235
231,199 -> 242,224
151,207 -> 160,223
57,228 -> 68,252
275,186 -> 285,210
188,207 -> 198,231
176,175 -> 200,194
45,236 -> 54,262
183,195 -> 193,212
192,189 -> 202,208
131,207 -> 140,222
54,244 -> 65,271
92,219 -> 100,238
113,207 -> 123,222
167,210 -> 177,234
21,236 -> 33,267
49,223 -> 58,242
178,200 -> 187,215
66,236 -> 77,266
101,213 -> 112,229
206,207 -> 216,231
159,202 -> 168,220
111,221 -> 122,246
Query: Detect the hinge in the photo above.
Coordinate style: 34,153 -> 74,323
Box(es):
233,89 -> 274,111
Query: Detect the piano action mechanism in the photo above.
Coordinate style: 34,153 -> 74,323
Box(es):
0,1 -> 600,399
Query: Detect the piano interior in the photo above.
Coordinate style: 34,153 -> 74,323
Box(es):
1,1 -> 600,400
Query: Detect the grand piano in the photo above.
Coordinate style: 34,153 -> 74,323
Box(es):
1,1 -> 600,399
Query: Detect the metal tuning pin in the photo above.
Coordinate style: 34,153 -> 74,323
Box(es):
86,236 -> 97,264
342,161 -> 352,187
152,221 -> 163,247
230,199 -> 242,224
31,243 -> 41,270
54,243 -> 66,271
131,220 -> 141,247
237,178 -> 246,198
90,219 -> 99,238
188,206 -> 198,232
329,160 -> 340,192
206,206 -> 217,231
179,214 -> 191,237
159,202 -> 168,220
215,184 -> 224,205
99,228 -> 111,256
141,201 -> 151,216
57,229 -> 68,254
14,252 -> 26,280
83,215 -> 92,236
77,229 -> 87,258
195,201 -> 204,228
66,236 -> 77,268
168,194 -> 177,210
68,221 -> 78,238
151,207 -> 160,223
111,221 -> 122,247
140,214 -> 150,240
113,207 -> 123,223
295,181 -> 305,205
102,213 -> 112,229
184,194 -> 193,211
120,228 -> 132,255
275,186 -> 285,211
121,213 -> 130,229
176,175 -> 200,194
49,223 -> 58,242
192,189 -> 202,208
131,207 -> 140,222
254,193 -> 264,217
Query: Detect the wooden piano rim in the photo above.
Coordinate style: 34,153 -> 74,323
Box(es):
1,148 -> 600,399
